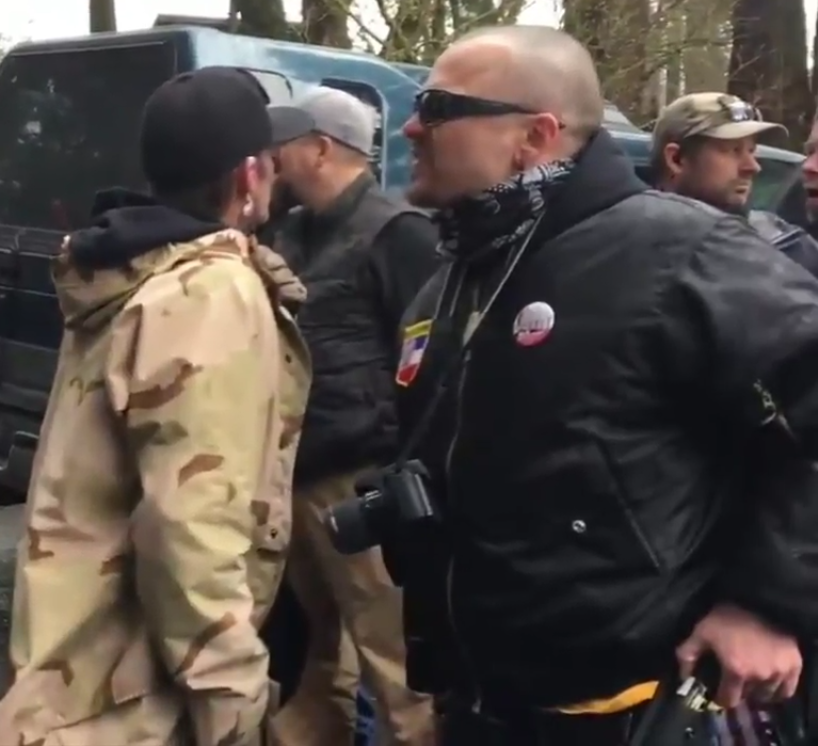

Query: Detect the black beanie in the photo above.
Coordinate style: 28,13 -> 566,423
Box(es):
139,66 -> 273,192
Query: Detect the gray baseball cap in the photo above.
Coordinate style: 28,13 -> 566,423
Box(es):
266,86 -> 376,156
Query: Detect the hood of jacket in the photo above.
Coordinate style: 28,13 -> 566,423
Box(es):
54,189 -> 306,332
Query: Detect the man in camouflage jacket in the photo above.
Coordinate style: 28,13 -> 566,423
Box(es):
0,67 -> 311,746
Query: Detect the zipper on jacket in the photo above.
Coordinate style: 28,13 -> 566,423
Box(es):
753,379 -> 799,443
445,347 -> 483,713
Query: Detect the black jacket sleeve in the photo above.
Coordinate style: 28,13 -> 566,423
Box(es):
749,209 -> 818,278
779,229 -> 818,280
657,214 -> 818,635
368,212 -> 441,334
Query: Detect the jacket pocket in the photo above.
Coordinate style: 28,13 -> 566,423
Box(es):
529,440 -> 665,577
585,439 -> 665,574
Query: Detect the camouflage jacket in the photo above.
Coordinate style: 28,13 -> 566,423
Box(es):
0,230 -> 311,746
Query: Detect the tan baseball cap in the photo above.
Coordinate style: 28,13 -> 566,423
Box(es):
652,92 -> 787,152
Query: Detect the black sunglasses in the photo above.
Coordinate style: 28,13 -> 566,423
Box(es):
719,95 -> 764,123
414,89 -> 538,126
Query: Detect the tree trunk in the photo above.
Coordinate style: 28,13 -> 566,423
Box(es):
234,0 -> 292,41
228,0 -> 240,32
89,0 -> 117,33
302,0 -> 351,48
778,0 -> 813,145
728,0 -> 810,147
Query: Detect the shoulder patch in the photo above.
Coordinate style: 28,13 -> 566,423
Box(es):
396,319 -> 432,387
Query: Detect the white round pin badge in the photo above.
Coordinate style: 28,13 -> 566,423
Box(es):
513,302 -> 556,347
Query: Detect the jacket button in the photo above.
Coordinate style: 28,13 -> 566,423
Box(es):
270,528 -> 278,538
571,519 -> 587,534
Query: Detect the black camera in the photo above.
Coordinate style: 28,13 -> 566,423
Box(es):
324,459 -> 438,555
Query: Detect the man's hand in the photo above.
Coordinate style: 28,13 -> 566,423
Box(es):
676,604 -> 802,709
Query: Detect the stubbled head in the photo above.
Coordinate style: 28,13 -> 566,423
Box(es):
403,25 -> 604,208
139,66 -> 279,232
267,87 -> 376,212
803,119 -> 818,221
652,92 -> 786,210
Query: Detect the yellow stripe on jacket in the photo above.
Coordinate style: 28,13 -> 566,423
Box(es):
555,681 -> 660,715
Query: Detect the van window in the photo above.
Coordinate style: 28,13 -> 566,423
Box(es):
603,104 -> 641,133
751,157 -> 801,212
320,78 -> 384,183
0,43 -> 176,231
247,70 -> 292,104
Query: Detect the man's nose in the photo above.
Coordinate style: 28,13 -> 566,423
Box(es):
403,113 -> 423,140
803,155 -> 818,176
741,153 -> 761,175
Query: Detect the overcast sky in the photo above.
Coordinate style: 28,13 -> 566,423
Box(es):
2,0 -> 563,43
0,0 -> 814,55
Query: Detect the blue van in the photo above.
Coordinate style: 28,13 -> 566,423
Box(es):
0,26 -> 801,239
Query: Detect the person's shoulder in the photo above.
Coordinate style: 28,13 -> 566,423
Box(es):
131,229 -> 268,314
369,205 -> 440,270
625,189 -> 726,228
619,190 -> 762,258
400,261 -> 451,322
748,208 -> 792,230
378,210 -> 438,241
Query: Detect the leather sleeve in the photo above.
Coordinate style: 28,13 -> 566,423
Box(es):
656,214 -> 818,635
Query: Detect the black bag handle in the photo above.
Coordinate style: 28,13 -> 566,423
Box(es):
627,656 -> 721,746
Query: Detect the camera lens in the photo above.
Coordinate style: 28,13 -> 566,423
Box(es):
324,493 -> 379,555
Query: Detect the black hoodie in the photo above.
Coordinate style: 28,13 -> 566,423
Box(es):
68,188 -> 225,272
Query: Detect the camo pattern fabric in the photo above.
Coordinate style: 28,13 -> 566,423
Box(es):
0,230 -> 311,746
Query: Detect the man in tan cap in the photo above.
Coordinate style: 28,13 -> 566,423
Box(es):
651,92 -> 786,211
653,92 -> 818,273
655,92 -> 818,746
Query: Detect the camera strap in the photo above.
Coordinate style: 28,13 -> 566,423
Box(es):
395,211 -> 547,467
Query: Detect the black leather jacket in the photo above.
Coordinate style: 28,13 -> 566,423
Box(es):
390,130 -> 818,708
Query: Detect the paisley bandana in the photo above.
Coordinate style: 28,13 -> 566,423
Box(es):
436,160 -> 575,262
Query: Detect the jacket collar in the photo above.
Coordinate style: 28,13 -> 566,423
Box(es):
276,171 -> 376,272
543,129 -> 649,238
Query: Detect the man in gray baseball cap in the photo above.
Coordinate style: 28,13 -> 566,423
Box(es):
267,85 -> 377,158
267,86 -> 437,746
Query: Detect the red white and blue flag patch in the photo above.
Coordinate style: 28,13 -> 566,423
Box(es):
396,319 -> 432,387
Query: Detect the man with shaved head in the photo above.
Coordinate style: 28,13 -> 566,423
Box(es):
364,25 -> 818,745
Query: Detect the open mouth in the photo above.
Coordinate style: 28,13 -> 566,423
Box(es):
806,186 -> 818,201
